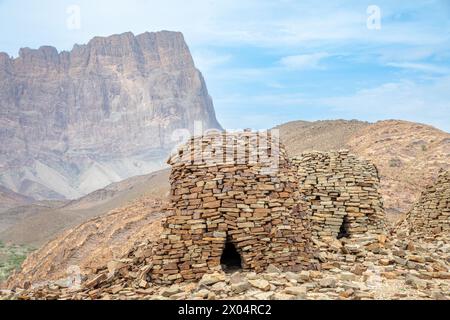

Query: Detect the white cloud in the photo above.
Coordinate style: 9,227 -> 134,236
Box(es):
2,0 -> 449,56
214,76 -> 450,131
191,50 -> 232,73
320,76 -> 450,131
386,62 -> 450,75
279,53 -> 330,70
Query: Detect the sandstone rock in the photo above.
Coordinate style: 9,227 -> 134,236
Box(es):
161,285 -> 182,297
199,273 -> 226,286
207,292 -> 217,300
298,271 -> 311,281
407,255 -> 426,263
210,282 -> 228,293
319,278 -> 337,288
170,292 -> 188,300
282,272 -> 298,282
339,289 -> 354,299
84,273 -> 106,289
283,286 -> 307,297
381,272 -> 397,279
431,291 -> 448,300
138,280 -> 148,289
229,272 -> 246,284
273,293 -> 296,300
340,272 -> 357,281
351,265 -> 367,275
231,282 -> 252,294
248,279 -> 271,291
405,275 -> 428,290
107,260 -> 127,274
253,292 -> 274,300
266,264 -> 282,274
192,289 -> 210,299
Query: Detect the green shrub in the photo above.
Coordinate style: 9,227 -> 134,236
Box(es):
0,243 -> 34,282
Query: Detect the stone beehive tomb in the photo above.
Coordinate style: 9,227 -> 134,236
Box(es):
398,170 -> 449,238
150,131 -> 312,284
150,132 -> 387,284
292,151 -> 385,242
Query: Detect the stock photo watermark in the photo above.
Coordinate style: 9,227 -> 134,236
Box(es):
367,5 -> 381,30
170,122 -> 281,174
66,4 -> 81,30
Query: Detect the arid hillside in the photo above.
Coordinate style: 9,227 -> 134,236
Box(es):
275,119 -> 370,154
5,198 -> 167,288
0,169 -> 169,246
277,119 -> 450,216
345,120 -> 449,216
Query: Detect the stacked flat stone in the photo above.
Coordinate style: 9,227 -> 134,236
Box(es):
151,131 -> 312,284
292,150 -> 385,242
397,170 -> 449,238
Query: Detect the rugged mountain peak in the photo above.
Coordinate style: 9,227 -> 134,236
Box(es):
0,31 -> 222,200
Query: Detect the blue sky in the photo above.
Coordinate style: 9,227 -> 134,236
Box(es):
1,0 -> 449,131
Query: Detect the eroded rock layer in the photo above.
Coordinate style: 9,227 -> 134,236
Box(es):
0,31 -> 221,200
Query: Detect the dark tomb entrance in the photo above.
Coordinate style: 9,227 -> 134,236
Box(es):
337,215 -> 350,239
220,238 -> 242,272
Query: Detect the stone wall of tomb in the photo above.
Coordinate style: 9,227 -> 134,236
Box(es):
150,132 -> 313,284
397,170 -> 449,239
292,151 -> 385,242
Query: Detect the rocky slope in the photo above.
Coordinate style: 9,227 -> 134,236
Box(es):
4,197 -> 167,288
345,120 -> 450,217
0,169 -> 169,246
0,201 -> 65,234
0,31 -> 221,200
275,119 -> 370,154
4,217 -> 449,300
277,119 -> 450,217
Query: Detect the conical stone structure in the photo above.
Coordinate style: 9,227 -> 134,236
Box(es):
150,131 -> 312,284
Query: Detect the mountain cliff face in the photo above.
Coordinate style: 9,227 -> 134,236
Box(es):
0,31 -> 222,200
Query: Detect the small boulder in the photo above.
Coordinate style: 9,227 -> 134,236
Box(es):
266,264 -> 281,274
248,279 -> 271,291
199,272 -> 225,286
160,285 -> 182,297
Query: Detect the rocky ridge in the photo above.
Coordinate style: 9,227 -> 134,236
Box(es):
0,186 -> 34,213
0,31 -> 221,200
